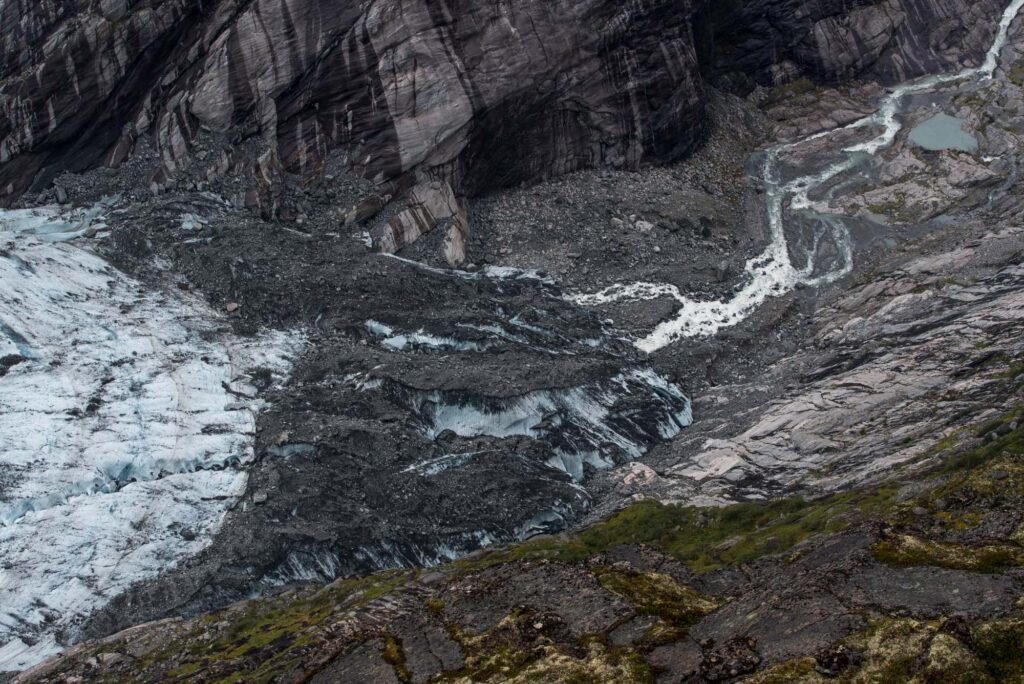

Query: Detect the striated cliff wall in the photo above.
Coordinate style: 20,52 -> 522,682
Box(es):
0,0 -> 1007,208
698,0 -> 1006,89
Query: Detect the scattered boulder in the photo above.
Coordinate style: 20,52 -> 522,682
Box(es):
377,181 -> 470,266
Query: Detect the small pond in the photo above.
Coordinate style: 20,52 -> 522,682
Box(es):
908,113 -> 978,152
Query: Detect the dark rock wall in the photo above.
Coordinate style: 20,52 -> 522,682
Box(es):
698,0 -> 1006,91
0,0 -> 201,196
0,0 -> 1008,205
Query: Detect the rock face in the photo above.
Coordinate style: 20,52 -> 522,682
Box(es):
698,0 -> 1007,90
377,180 -> 470,265
0,0 -> 706,207
0,0 -> 1006,209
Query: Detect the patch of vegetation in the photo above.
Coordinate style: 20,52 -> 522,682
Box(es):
971,618 -> 1024,681
447,647 -> 534,682
456,487 -> 897,575
1008,64 -> 1024,87
383,633 -> 412,683
742,658 -> 823,683
47,403 -> 1024,683
865,191 -> 916,223
442,641 -> 654,684
592,568 -> 717,626
426,597 -> 446,616
140,569 -> 414,683
505,644 -> 653,684
584,488 -> 896,572
438,609 -> 653,684
753,618 -> 1004,683
763,77 -> 824,106
872,534 -> 1024,573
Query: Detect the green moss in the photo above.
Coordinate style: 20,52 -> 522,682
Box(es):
53,400 -> 1024,682
446,642 -> 654,684
426,597 -> 446,616
450,647 -> 533,682
872,534 -> 1024,573
454,487 -> 897,576
1003,362 -> 1024,381
866,192 -> 913,223
842,618 -> 936,682
583,488 -> 895,572
931,409 -> 1024,481
383,633 -> 412,683
742,657 -> 823,683
130,570 -> 414,683
971,619 -> 1024,681
592,568 -> 717,627
755,617 -> 1023,683
1008,64 -> 1024,87
921,633 -> 994,684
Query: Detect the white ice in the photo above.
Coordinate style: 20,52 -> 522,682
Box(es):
383,253 -> 555,284
365,319 -> 494,352
0,208 -> 303,671
567,0 -> 1024,353
408,368 -> 692,480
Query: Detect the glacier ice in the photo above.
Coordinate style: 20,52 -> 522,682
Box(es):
366,319 -> 494,352
402,368 -> 692,480
0,209 -> 303,672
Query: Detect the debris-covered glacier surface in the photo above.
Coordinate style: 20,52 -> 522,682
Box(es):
0,207 -> 303,671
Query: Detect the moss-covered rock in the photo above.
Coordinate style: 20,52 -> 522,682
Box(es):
872,534 -> 1024,573
591,568 -> 718,626
441,642 -> 653,684
971,618 -> 1024,682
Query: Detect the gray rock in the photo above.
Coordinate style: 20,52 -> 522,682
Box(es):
0,0 -> 1004,208
842,565 -> 1019,618
308,637 -> 401,684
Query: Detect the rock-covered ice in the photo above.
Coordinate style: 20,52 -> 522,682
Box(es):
402,368 -> 692,481
366,320 -> 494,352
0,209 -> 303,671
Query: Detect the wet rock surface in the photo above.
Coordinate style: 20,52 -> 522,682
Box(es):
0,0 -> 1006,215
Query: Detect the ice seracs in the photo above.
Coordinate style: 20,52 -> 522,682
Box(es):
0,208 -> 303,672
403,368 -> 693,481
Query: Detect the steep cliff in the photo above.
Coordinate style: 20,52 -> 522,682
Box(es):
0,0 -> 1004,211
697,0 -> 1006,90
0,0 -> 705,208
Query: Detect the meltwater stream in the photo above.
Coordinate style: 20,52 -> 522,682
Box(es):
569,0 -> 1024,353
0,207 -> 303,671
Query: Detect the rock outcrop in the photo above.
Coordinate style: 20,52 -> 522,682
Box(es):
16,419 -> 1024,683
0,0 -> 1007,211
698,0 -> 1007,90
376,180 -> 470,265
0,0 -> 706,209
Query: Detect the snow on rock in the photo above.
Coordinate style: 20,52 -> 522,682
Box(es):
0,209 -> 303,672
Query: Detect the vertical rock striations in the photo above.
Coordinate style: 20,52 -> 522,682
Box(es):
698,0 -> 1007,91
0,0 -> 1009,208
0,0 -> 705,208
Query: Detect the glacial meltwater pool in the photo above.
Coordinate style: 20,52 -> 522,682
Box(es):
908,112 -> 978,152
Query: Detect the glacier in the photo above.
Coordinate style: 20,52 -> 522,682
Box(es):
0,207 -> 303,671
